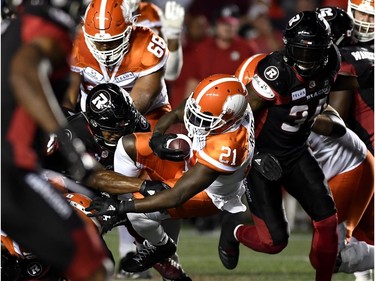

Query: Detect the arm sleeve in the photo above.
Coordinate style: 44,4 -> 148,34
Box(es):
114,137 -> 142,177
164,44 -> 183,81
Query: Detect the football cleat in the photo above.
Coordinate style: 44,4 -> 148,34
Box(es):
121,238 -> 176,273
218,214 -> 241,270
153,257 -> 187,280
116,252 -> 152,279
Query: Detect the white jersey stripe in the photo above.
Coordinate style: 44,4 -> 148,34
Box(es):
237,54 -> 264,84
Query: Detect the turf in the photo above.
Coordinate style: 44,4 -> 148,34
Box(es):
104,222 -> 356,281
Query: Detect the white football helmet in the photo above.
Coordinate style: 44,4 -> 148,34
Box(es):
184,74 -> 248,138
347,0 -> 374,42
83,0 -> 134,66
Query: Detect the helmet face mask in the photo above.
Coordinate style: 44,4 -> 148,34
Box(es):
348,0 -> 374,42
184,97 -> 226,137
86,83 -> 140,150
283,11 -> 332,78
83,0 -> 133,66
184,74 -> 248,138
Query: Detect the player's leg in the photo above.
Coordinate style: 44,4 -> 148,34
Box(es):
218,171 -> 288,270
329,151 -> 374,242
286,152 -> 338,281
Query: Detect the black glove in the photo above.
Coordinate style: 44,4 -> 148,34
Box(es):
55,125 -> 99,182
252,152 -> 282,181
149,132 -> 186,161
139,180 -> 171,197
100,214 -> 128,235
86,196 -> 135,216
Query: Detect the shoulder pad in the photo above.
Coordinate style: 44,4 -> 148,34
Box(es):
133,28 -> 168,67
235,53 -> 267,85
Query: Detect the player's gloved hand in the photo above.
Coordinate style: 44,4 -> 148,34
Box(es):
140,180 -> 171,197
252,152 -> 282,181
161,1 -> 185,39
100,214 -> 128,235
86,196 -> 135,217
149,132 -> 185,161
54,125 -> 100,183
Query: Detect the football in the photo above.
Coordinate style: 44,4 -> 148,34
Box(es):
165,123 -> 192,159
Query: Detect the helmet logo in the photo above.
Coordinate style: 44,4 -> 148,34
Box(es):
287,14 -> 302,29
318,7 -> 335,19
264,66 -> 279,81
91,92 -> 112,113
27,261 -> 43,277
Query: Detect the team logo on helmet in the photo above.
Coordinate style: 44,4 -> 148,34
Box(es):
90,91 -> 113,113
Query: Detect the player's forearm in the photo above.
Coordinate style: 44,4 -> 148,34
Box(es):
165,44 -> 183,81
11,45 -> 64,133
87,170 -> 143,194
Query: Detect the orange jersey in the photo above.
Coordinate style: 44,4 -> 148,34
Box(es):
70,26 -> 169,113
190,109 -> 255,213
134,2 -> 162,33
114,110 -> 254,217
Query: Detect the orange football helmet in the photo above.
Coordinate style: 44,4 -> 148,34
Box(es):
184,74 -> 248,137
83,0 -> 134,66
347,0 -> 374,42
65,193 -> 103,233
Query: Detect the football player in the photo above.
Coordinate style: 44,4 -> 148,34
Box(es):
308,126 -> 374,276
1,0 -> 112,280
62,0 -> 171,129
45,83 -> 189,280
218,11 -> 349,281
318,5 -> 374,281
86,74 -> 255,273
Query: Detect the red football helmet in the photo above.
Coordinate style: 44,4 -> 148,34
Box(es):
184,74 -> 248,137
65,193 -> 103,232
347,0 -> 374,42
83,0 -> 134,66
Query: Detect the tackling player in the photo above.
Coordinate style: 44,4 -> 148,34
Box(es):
86,74 -> 256,273
218,11 -> 351,281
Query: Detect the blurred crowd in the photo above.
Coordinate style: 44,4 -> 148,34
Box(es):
157,0 -> 349,109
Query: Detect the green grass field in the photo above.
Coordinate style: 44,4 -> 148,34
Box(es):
104,222 -> 356,281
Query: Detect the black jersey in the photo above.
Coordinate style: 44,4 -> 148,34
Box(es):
252,46 -> 341,166
2,11 -> 73,170
339,43 -> 374,154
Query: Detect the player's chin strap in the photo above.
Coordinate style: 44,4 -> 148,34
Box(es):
251,149 -> 282,181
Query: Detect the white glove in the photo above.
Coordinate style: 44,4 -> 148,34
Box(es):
161,1 -> 185,40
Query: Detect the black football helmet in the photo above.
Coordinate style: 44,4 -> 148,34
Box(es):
318,6 -> 354,46
283,11 -> 333,78
85,83 -> 140,149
